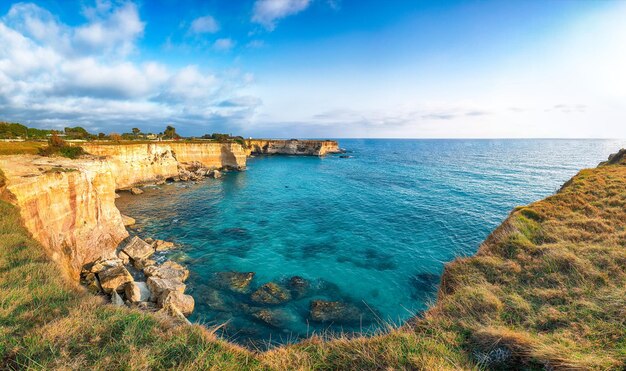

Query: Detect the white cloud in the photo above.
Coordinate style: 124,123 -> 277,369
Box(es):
189,15 -> 219,34
252,0 -> 311,30
0,2 -> 259,135
213,38 -> 235,51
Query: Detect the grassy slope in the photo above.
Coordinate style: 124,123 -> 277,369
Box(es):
1,151 -> 625,370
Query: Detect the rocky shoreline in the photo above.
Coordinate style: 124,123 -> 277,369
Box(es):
85,161 -> 375,329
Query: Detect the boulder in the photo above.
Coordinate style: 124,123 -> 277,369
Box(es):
133,257 -> 157,270
145,237 -> 154,244
125,281 -> 151,303
214,271 -> 255,293
122,236 -> 154,261
209,170 -> 222,179
160,302 -> 192,325
130,187 -> 143,195
144,261 -> 189,282
309,300 -> 364,324
147,276 -> 186,302
251,282 -> 291,305
161,291 -> 195,316
88,257 -> 123,274
121,214 -> 136,227
287,276 -> 310,299
153,239 -> 176,252
111,291 -> 125,306
98,265 -> 133,293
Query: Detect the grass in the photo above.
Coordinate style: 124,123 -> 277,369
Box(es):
1,150 -> 625,369
0,141 -> 46,155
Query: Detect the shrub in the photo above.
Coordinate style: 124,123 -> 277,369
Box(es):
38,134 -> 86,159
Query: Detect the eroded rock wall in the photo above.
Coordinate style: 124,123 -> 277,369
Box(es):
0,156 -> 128,280
82,142 -> 247,189
245,139 -> 340,156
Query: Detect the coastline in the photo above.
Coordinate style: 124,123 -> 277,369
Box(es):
0,144 -> 623,369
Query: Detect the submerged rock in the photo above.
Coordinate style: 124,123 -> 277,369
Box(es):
287,276 -> 310,299
251,282 -> 291,305
250,308 -> 290,328
130,187 -> 143,195
125,281 -> 151,303
98,265 -> 133,293
196,286 -> 230,312
144,261 -> 189,282
122,236 -> 154,261
309,300 -> 365,324
214,271 -> 255,293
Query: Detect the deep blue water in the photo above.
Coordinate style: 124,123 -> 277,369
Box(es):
116,139 -> 625,348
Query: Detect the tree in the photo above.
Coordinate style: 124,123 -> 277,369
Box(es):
109,133 -> 122,142
163,125 -> 179,139
64,126 -> 90,139
98,133 -> 106,140
132,128 -> 141,137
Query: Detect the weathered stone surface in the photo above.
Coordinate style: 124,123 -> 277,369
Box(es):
214,271 -> 255,293
309,300 -> 364,324
132,301 -> 158,312
117,251 -> 130,265
161,291 -> 195,316
133,257 -> 156,270
147,276 -> 186,302
144,261 -> 189,282
251,308 -> 290,328
251,282 -> 291,305
153,239 -> 176,252
121,214 -> 135,227
122,236 -> 154,261
287,276 -> 310,298
159,302 -> 192,325
125,281 -> 151,303
111,291 -> 125,306
98,265 -> 133,293
88,257 -> 123,274
130,187 -> 143,195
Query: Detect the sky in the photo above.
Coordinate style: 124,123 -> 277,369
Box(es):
0,0 -> 625,138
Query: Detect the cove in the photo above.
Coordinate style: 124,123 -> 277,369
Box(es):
116,138 -> 625,348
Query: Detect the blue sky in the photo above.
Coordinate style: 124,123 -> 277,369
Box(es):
0,0 -> 625,137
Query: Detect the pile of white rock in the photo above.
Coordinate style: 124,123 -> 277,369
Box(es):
81,236 -> 194,323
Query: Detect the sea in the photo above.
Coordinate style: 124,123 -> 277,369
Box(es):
116,139 -> 625,348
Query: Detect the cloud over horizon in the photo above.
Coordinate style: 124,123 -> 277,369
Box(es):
0,2 -> 259,134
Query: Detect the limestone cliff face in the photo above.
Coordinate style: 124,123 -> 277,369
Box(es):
245,139 -> 340,156
0,156 -> 128,280
82,142 -> 247,189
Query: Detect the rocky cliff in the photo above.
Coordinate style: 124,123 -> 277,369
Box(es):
245,139 -> 341,156
82,142 -> 247,189
0,156 -> 127,280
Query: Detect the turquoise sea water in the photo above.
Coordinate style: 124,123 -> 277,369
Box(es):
116,139 -> 625,348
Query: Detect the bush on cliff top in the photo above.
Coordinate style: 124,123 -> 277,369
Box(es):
38,134 -> 85,159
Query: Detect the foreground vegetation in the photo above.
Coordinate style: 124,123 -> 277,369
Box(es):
1,150 -> 625,369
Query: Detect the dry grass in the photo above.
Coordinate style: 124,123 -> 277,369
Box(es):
1,149 -> 625,369
0,141 -> 46,155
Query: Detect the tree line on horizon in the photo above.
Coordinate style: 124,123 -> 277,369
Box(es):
0,122 -> 245,144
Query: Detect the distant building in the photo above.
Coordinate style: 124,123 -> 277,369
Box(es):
146,134 -> 157,140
